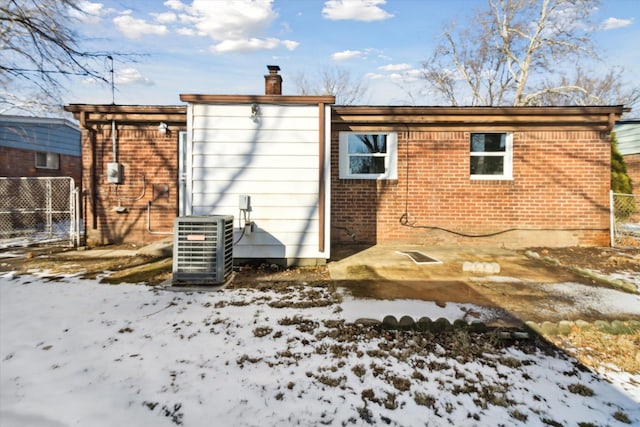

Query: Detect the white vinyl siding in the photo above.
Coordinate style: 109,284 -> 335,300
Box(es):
184,103 -> 330,260
614,122 -> 640,156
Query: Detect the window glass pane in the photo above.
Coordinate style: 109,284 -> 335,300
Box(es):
470,156 -> 504,175
35,152 -> 47,167
349,156 -> 386,174
348,134 -> 387,154
47,153 -> 59,169
471,133 -> 505,152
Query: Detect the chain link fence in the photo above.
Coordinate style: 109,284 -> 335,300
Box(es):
610,192 -> 640,248
0,177 -> 80,248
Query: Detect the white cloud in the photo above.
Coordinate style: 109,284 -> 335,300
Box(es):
331,50 -> 363,61
115,68 -> 154,86
164,0 -> 188,11
113,14 -> 168,39
70,1 -> 108,24
152,11 -> 178,24
281,40 -> 300,50
600,17 -> 633,30
378,63 -> 411,72
180,0 -> 276,41
167,0 -> 296,53
211,38 -> 298,53
322,0 -> 393,22
365,72 -> 385,80
176,27 -> 196,36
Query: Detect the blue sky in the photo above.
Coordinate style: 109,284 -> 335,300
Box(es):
66,0 -> 640,106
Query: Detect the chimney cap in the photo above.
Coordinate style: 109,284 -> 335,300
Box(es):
267,65 -> 280,74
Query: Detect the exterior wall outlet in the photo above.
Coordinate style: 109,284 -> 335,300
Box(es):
244,222 -> 253,235
106,162 -> 123,184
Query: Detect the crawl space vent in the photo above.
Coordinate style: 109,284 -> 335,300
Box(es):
396,250 -> 442,265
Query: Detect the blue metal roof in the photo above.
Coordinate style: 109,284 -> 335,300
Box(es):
0,115 -> 81,156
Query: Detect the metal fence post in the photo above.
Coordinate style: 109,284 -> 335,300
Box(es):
610,190 -> 615,248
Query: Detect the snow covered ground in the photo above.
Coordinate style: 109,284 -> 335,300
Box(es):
1,271 -> 639,427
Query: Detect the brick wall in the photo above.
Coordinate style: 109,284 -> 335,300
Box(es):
0,146 -> 81,185
624,153 -> 640,192
331,130 -> 612,248
82,124 -> 184,245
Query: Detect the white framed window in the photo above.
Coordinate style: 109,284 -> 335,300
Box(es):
470,133 -> 513,180
339,132 -> 397,180
35,151 -> 60,170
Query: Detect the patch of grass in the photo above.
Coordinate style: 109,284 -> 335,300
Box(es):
387,374 -> 411,392
414,392 -> 436,408
452,383 -> 478,396
323,319 -> 344,328
278,315 -> 318,333
366,349 -> 387,358
498,356 -> 522,368
351,364 -> 366,378
613,410 -> 631,424
369,362 -> 385,378
476,383 -> 512,408
411,370 -> 425,381
567,383 -> 595,397
382,392 -> 397,410
252,326 -> 273,337
361,388 -> 375,401
315,374 -> 345,387
541,418 -> 563,427
510,410 -> 528,422
450,329 -> 474,360
236,354 -> 262,367
547,326 -> 640,374
427,360 -> 450,371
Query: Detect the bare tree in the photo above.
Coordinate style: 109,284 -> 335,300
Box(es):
530,66 -> 640,111
0,0 -> 109,114
421,0 -> 637,109
293,67 -> 368,105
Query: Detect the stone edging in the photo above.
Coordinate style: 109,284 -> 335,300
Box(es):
354,316 -> 528,339
353,316 -> 640,337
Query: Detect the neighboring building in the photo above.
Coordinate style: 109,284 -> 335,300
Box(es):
614,120 -> 640,191
65,66 -> 626,261
0,115 -> 81,185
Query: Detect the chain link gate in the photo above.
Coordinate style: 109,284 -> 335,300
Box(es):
0,177 -> 80,248
610,191 -> 640,248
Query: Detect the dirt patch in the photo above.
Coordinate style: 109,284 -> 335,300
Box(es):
0,245 -> 331,287
0,244 -> 173,285
230,262 -> 330,287
338,278 -> 497,307
529,247 -> 640,275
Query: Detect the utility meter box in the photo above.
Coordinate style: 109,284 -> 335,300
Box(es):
107,162 -> 123,184
239,194 -> 250,210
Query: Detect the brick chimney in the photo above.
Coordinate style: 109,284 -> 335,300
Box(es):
264,65 -> 282,95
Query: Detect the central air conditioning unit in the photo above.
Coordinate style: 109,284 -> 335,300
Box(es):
172,215 -> 234,286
